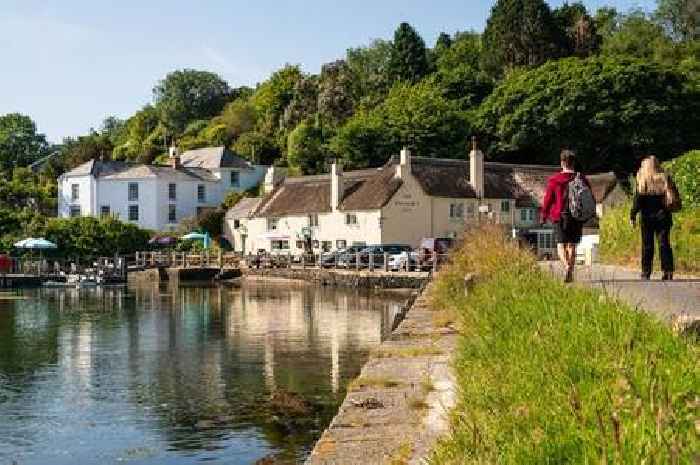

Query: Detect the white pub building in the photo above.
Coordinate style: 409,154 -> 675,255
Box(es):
57,146 -> 268,231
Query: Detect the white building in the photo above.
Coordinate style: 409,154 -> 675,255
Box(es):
58,146 -> 268,231
224,144 -> 617,257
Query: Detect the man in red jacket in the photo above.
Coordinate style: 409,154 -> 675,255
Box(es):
541,150 -> 589,282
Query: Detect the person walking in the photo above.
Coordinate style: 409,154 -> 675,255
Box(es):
630,155 -> 680,280
541,150 -> 594,283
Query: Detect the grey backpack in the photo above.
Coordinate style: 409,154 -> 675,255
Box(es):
567,173 -> 596,222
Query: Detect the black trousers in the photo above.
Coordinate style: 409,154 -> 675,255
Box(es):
640,218 -> 674,275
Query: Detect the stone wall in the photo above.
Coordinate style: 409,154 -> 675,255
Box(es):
243,268 -> 430,289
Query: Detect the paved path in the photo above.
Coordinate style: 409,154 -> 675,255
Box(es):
305,283 -> 458,465
541,262 -> 700,321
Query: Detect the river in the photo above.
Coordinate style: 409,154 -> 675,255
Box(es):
0,280 -> 408,464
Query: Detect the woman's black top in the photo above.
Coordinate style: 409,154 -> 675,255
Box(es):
630,193 -> 670,222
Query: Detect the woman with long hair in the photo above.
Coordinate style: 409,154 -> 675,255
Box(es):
630,156 -> 678,280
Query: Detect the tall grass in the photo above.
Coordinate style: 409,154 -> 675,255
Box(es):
429,226 -> 698,464
600,200 -> 700,273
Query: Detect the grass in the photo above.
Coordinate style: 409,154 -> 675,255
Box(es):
428,226 -> 698,464
348,376 -> 403,391
600,200 -> 700,274
388,442 -> 413,465
372,346 -> 444,358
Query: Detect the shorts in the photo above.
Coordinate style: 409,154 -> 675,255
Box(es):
555,214 -> 583,245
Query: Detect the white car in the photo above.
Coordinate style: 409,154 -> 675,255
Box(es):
387,251 -> 418,271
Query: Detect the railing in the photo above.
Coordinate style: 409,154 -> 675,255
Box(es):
133,251 -> 241,269
0,255 -> 127,278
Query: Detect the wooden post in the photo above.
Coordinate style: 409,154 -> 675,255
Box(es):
369,251 -> 374,272
433,253 -> 438,273
384,252 -> 389,272
356,252 -> 360,271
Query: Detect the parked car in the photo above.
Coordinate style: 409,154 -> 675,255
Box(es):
358,244 -> 412,268
417,237 -> 454,270
325,245 -> 367,268
387,251 -> 419,271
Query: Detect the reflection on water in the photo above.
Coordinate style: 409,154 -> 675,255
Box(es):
0,281 -> 406,464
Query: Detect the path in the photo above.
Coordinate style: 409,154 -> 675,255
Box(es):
305,283 -> 458,465
541,262 -> 700,321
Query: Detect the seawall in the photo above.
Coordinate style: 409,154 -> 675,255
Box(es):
243,268 -> 430,289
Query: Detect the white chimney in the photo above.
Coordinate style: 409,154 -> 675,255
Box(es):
469,137 -> 484,198
264,166 -> 279,194
331,161 -> 344,211
395,147 -> 412,180
169,145 -> 181,169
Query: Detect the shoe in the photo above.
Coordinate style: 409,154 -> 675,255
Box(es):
640,273 -> 651,280
662,272 -> 673,281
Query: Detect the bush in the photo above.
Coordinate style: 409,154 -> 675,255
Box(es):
429,226 -> 697,464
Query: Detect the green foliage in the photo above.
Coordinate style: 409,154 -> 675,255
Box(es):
601,10 -> 677,63
233,131 -> 279,165
476,57 -> 700,171
482,0 -> 561,76
345,39 -> 393,108
60,132 -> 114,170
317,60 -> 354,126
665,149 -> 700,208
553,2 -> 601,57
654,0 -> 697,41
112,105 -> 161,162
429,227 -> 698,463
388,22 -> 429,84
287,120 -> 326,175
195,208 -> 225,237
0,113 -> 49,172
251,65 -> 304,136
153,69 -> 231,135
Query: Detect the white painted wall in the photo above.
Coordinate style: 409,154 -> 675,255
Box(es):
58,175 -> 95,218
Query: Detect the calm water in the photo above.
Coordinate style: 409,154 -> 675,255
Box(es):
0,281 -> 406,465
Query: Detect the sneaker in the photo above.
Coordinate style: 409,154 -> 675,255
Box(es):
662,272 -> 673,281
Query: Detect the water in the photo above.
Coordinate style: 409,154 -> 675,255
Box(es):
0,281 -> 407,465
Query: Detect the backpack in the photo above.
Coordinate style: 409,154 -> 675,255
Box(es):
664,175 -> 682,212
567,173 -> 596,222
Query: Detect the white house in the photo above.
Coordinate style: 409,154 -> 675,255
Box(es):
58,146 -> 268,231
224,143 -> 618,257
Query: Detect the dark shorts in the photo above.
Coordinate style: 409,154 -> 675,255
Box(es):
555,214 -> 583,245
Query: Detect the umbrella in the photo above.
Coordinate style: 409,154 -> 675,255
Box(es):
149,236 -> 177,246
14,238 -> 57,249
181,232 -> 211,249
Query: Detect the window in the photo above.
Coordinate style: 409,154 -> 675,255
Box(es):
197,184 -> 206,202
308,214 -> 319,227
296,240 -> 305,249
69,206 -> 81,218
271,240 -> 290,250
538,231 -> 554,250
128,183 -> 138,201
267,218 -> 279,231
128,205 -> 139,221
449,203 -> 464,218
336,240 -> 347,249
520,208 -> 536,223
345,213 -> 358,225
196,207 -> 204,217
466,204 -> 475,218
312,240 -> 320,249
234,219 -> 241,229
501,200 -> 510,213
321,241 -> 332,252
168,183 -> 176,201
100,205 -> 110,218
168,204 -> 176,223
230,171 -> 240,187
71,184 -> 79,201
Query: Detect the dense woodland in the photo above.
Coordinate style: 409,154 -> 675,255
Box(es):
0,0 -> 698,254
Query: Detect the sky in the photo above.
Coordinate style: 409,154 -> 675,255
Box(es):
0,0 -> 656,143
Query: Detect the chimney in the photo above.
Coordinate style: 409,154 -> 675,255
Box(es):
169,145 -> 181,169
264,166 -> 279,194
331,160 -> 344,211
469,136 -> 484,198
395,147 -> 412,180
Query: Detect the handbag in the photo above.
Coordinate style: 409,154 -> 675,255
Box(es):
664,175 -> 682,212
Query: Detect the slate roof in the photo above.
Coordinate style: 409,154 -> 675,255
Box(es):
180,146 -> 254,170
61,160 -> 218,182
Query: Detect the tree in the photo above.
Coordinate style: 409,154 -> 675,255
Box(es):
153,69 -> 231,135
346,39 -> 393,108
112,105 -> 160,161
202,99 -> 258,148
654,0 -> 697,41
329,111 -> 394,169
388,22 -> 429,84
317,60 -> 354,126
251,65 -> 304,136
482,0 -> 561,76
60,132 -> 114,169
601,10 -> 676,62
594,7 -> 620,39
476,57 -> 700,172
287,120 -> 326,175
553,2 -> 601,57
282,75 -> 318,130
0,113 -> 49,172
